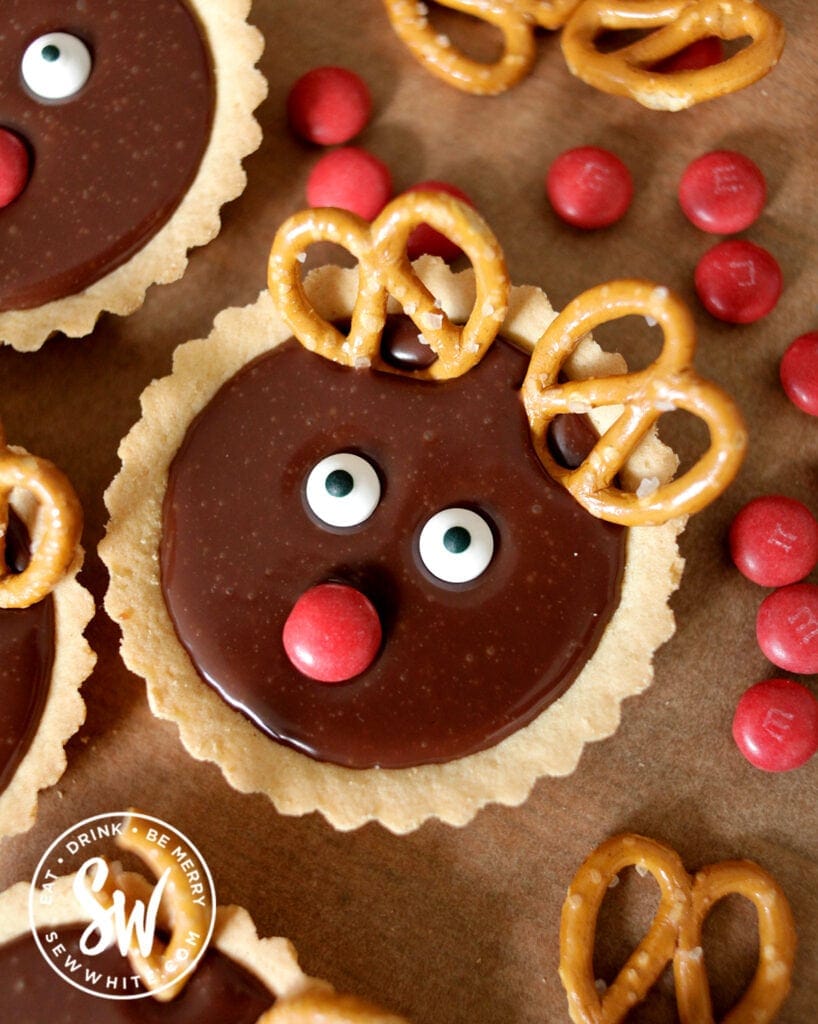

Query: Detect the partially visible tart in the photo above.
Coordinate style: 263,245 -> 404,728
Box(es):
0,439 -> 95,840
0,0 -> 266,351
102,253 -> 684,833
0,872 -> 407,1023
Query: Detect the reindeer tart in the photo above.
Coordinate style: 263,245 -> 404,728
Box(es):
102,192 -> 746,832
0,424 -> 95,839
0,0 -> 266,351
0,812 -> 408,1022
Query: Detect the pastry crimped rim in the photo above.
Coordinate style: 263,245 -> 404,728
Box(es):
0,0 -> 267,352
0,873 -> 323,1007
0,481 -> 96,842
101,258 -> 684,834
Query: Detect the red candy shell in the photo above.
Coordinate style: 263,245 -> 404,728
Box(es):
733,678 -> 818,771
679,150 -> 766,234
756,583 -> 818,674
306,146 -> 392,220
287,66 -> 372,146
403,180 -> 475,261
780,331 -> 818,416
0,128 -> 30,208
694,239 -> 782,323
729,495 -> 818,587
545,146 -> 633,229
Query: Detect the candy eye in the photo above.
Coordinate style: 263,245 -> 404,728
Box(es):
21,32 -> 92,101
418,507 -> 495,584
305,452 -> 381,528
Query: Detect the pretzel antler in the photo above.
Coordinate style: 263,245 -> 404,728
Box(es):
381,0 -> 582,94
0,422 -> 83,608
561,0 -> 785,110
268,191 -> 510,381
522,279 -> 747,525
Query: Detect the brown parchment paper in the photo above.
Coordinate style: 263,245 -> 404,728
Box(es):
0,2 -> 815,1022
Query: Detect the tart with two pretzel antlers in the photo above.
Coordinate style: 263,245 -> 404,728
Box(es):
101,192 -> 746,833
0,425 -> 95,840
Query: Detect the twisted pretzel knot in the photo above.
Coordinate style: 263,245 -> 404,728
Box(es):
268,191 -> 510,381
561,0 -> 785,110
93,811 -> 213,1001
521,279 -> 746,526
381,0 -> 581,94
0,422 -> 83,609
559,833 -> 796,1024
256,990 -> 409,1024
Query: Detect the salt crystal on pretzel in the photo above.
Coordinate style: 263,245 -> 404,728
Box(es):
268,190 -> 510,381
559,832 -> 797,1024
0,421 -> 83,609
561,0 -> 785,111
522,278 -> 747,526
381,0 -> 582,95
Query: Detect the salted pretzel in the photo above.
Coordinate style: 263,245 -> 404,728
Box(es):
522,279 -> 746,526
381,0 -> 581,94
561,0 -> 785,110
92,811 -> 213,1001
256,990 -> 410,1024
268,191 -> 510,381
559,833 -> 796,1024
0,421 -> 83,609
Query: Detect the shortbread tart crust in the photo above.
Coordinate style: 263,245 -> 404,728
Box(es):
0,873 -> 322,1006
101,257 -> 684,834
0,0 -> 267,353
0,482 -> 95,841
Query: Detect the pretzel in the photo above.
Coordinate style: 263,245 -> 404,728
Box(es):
268,191 -> 510,381
559,833 -> 796,1024
521,279 -> 746,525
381,0 -> 582,94
561,0 -> 785,110
91,811 -> 213,1001
0,421 -> 83,608
256,990 -> 410,1024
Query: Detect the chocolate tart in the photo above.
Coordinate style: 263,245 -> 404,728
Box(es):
0,0 -> 266,352
0,873 -> 326,1022
101,258 -> 683,833
0,478 -> 95,841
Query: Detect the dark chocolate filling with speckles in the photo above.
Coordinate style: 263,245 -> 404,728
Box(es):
0,0 -> 213,312
160,327 -> 625,770
0,510 -> 55,794
0,928 -> 274,1022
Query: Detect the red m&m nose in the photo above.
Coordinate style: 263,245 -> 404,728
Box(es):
0,128 -> 30,208
282,582 -> 382,683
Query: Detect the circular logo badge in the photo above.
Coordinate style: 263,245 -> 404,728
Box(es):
29,811 -> 216,1000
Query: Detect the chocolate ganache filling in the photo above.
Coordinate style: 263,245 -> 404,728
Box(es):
0,928 -> 274,1022
0,510 -> 55,794
0,0 -> 214,312
160,329 -> 626,769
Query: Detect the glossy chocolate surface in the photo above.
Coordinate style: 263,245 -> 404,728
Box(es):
0,928 -> 274,1022
0,0 -> 213,311
161,332 -> 625,769
0,511 -> 54,794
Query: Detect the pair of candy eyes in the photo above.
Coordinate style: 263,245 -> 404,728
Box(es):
305,453 -> 495,585
21,32 -> 92,102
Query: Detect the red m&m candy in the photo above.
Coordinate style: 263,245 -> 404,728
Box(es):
306,146 -> 392,220
729,495 -> 818,587
282,582 -> 382,683
287,66 -> 372,146
679,150 -> 766,234
756,582 -> 818,674
402,180 -> 475,261
545,146 -> 633,229
653,36 -> 724,73
694,239 -> 782,323
733,678 -> 818,771
0,127 -> 30,208
780,331 -> 818,416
